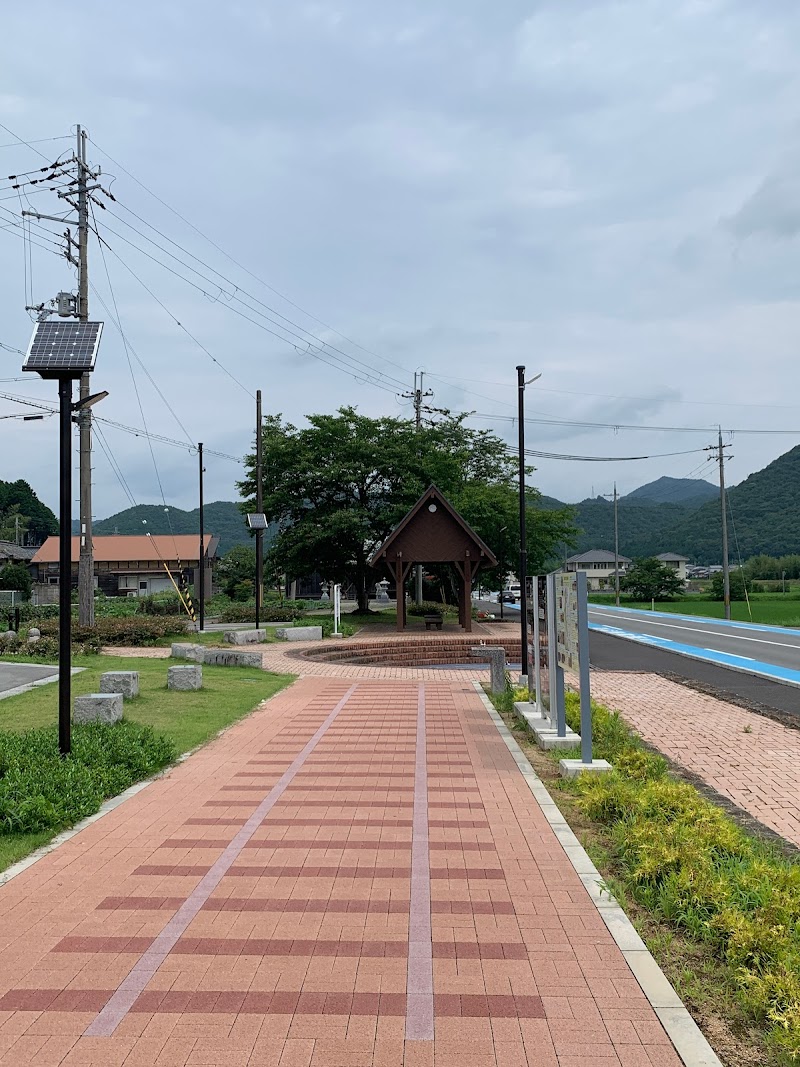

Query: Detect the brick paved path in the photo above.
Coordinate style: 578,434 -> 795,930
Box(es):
0,677 -> 684,1066
591,671 -> 800,850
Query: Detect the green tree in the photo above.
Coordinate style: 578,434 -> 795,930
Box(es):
238,407 -> 576,611
710,569 -> 749,601
621,557 -> 683,601
216,545 -> 256,600
0,562 -> 32,600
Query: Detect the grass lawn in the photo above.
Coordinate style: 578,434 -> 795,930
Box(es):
590,596 -> 800,627
0,654 -> 295,873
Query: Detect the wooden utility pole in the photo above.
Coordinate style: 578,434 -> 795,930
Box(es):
401,372 -> 433,606
76,125 -> 94,626
707,430 -> 732,620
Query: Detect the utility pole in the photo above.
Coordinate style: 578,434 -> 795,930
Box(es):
75,126 -> 94,626
255,389 -> 264,630
707,430 -> 733,620
401,372 -> 433,605
20,125 -> 111,625
613,482 -> 620,607
198,443 -> 205,631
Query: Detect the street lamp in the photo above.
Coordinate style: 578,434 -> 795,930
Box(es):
22,320 -> 104,755
516,367 -> 541,686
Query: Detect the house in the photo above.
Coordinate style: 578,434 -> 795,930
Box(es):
31,535 -> 219,598
655,552 -> 690,582
564,549 -> 632,591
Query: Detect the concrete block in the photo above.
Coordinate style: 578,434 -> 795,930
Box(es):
168,664 -> 203,691
171,642 -> 205,662
538,731 -> 582,751
100,671 -> 139,700
274,626 -> 323,642
73,693 -> 123,724
471,646 -> 506,694
559,758 -> 613,778
202,649 -> 262,668
223,629 -> 267,645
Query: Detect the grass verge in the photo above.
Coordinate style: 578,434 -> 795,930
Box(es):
0,654 -> 295,872
487,684 -> 800,1066
589,596 -> 800,627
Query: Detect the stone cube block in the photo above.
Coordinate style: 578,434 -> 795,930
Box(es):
168,665 -> 203,691
73,693 -> 123,725
99,671 -> 139,700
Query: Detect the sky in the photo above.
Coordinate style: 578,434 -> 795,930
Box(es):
2,0 -> 800,524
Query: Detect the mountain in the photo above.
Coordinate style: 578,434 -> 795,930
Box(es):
623,476 -> 716,507
78,501 -> 263,556
537,445 -> 800,564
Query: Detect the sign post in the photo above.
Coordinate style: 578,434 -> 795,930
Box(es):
554,569 -> 611,777
333,583 -> 342,636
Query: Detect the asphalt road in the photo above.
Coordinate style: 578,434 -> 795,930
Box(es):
0,662 -> 58,696
589,605 -> 800,670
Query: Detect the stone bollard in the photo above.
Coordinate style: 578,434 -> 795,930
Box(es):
73,693 -> 123,724
471,646 -> 507,695
100,671 -> 139,700
27,627 -> 41,645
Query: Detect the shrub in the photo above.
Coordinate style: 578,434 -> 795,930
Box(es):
0,722 -> 175,834
407,600 -> 457,618
35,616 -> 188,646
136,593 -> 187,616
219,603 -> 306,623
0,633 -> 100,658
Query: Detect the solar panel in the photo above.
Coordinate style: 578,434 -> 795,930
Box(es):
23,320 -> 103,378
246,513 -> 268,530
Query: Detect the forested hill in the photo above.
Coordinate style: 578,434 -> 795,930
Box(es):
81,501 -> 263,556
0,479 -> 58,544
537,448 -> 800,563
622,476 -> 716,507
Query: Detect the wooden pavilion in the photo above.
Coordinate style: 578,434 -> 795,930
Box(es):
369,485 -> 498,632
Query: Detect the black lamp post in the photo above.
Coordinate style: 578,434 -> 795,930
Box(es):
23,320 -> 105,756
516,366 -> 541,686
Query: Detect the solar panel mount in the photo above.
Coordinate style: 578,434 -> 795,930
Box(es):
23,320 -> 103,379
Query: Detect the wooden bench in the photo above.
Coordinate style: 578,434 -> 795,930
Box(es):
424,614 -> 443,630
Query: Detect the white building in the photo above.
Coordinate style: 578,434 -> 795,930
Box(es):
655,552 -> 690,582
564,550 -> 632,591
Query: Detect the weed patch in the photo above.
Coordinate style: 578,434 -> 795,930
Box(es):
489,686 -> 800,1062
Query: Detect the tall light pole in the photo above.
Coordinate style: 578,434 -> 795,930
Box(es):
198,443 -> 205,631
516,367 -> 541,684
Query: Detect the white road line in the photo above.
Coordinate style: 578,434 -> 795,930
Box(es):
589,611 -> 800,651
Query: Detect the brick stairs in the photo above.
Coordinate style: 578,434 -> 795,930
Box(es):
295,635 -> 522,667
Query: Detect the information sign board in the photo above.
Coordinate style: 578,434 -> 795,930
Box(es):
555,572 -> 580,671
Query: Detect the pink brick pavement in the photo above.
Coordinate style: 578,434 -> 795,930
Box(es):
0,676 -> 682,1066
590,671 -> 800,849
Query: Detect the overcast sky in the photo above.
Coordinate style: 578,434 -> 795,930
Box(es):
2,0 -> 800,524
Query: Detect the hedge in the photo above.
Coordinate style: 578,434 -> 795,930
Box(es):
33,616 -> 189,646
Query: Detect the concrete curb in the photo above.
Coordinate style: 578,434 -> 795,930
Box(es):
0,676 -> 301,890
472,680 -> 723,1067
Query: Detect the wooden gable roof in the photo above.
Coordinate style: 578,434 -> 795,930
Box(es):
369,485 -> 498,569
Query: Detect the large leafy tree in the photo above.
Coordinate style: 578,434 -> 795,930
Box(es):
621,557 -> 683,601
238,407 -> 576,610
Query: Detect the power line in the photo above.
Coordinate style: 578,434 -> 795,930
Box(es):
88,135 -> 413,381
96,237 -> 253,398
470,410 -> 800,437
96,217 -> 407,392
512,446 -> 708,463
